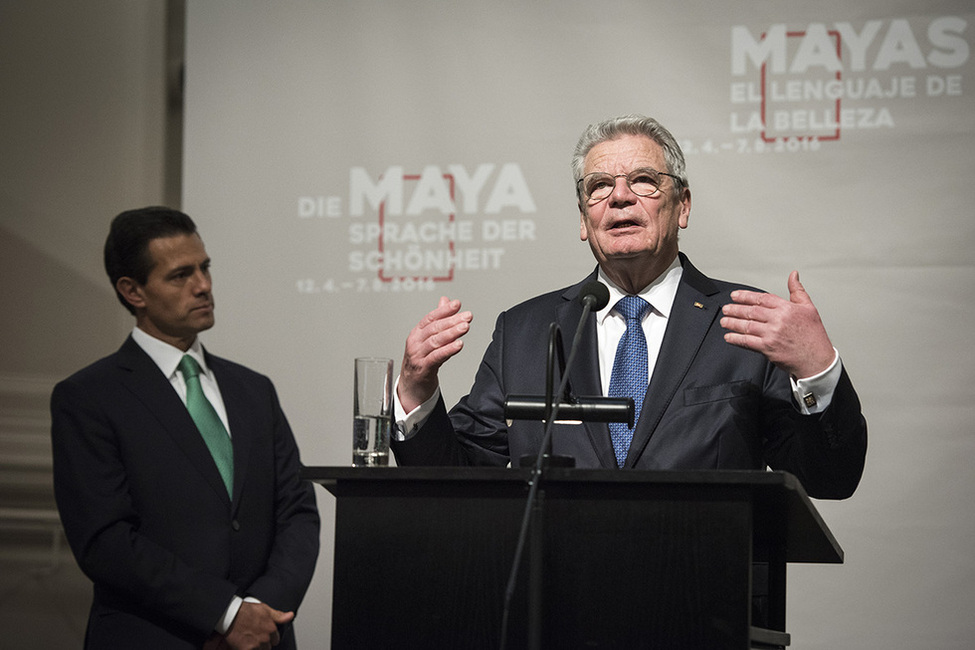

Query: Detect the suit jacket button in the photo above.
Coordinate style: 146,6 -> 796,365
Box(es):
231,520 -> 241,531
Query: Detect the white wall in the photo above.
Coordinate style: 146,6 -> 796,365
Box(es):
0,2 -> 174,646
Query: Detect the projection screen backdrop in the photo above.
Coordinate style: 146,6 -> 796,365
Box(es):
183,2 -> 975,647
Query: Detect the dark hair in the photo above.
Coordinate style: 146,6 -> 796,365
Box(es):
104,206 -> 198,314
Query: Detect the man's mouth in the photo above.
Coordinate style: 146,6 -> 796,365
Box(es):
609,219 -> 641,230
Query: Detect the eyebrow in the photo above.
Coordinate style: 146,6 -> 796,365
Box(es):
166,258 -> 211,277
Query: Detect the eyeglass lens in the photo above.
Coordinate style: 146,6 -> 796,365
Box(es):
582,168 -> 663,201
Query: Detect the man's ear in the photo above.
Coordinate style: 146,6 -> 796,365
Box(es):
115,277 -> 146,310
678,187 -> 692,229
579,203 -> 589,242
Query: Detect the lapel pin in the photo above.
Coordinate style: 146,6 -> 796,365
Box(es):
693,301 -> 705,309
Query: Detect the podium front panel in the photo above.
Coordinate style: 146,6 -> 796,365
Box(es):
331,478 -> 529,648
304,468 -> 831,649
541,487 -> 752,648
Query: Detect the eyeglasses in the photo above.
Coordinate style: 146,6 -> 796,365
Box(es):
576,167 -> 682,203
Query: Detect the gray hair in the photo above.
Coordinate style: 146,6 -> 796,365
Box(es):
571,114 -> 688,199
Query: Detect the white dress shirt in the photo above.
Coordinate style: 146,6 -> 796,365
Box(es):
131,327 -> 232,436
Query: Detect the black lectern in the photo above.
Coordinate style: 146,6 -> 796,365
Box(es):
302,467 -> 842,650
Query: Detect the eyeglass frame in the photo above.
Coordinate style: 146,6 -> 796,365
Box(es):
576,167 -> 684,204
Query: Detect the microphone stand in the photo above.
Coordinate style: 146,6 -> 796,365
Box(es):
536,322 -> 577,468
498,298 -> 633,650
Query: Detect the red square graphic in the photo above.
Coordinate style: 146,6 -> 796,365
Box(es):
378,173 -> 456,283
761,30 -> 842,142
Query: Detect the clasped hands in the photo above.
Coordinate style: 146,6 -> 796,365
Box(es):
203,601 -> 294,650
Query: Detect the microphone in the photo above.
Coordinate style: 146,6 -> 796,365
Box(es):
499,278 -> 625,650
504,395 -> 634,426
504,279 -> 630,430
578,281 -> 610,311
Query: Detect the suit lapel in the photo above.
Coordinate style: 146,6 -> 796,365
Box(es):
556,273 -> 618,468
624,255 -> 722,468
116,337 -> 233,505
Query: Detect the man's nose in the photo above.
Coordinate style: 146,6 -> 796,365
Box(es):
608,176 -> 637,205
192,269 -> 211,293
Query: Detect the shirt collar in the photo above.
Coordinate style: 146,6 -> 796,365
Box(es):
595,256 -> 683,324
131,326 -> 209,379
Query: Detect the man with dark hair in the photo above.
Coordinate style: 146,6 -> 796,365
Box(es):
102,206 -> 199,314
51,206 -> 320,649
392,114 -> 867,500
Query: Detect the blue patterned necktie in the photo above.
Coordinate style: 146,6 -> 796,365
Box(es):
608,296 -> 651,468
178,355 -> 234,496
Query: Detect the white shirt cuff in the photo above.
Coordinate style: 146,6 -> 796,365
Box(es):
393,376 -> 440,441
215,596 -> 262,635
790,348 -> 842,415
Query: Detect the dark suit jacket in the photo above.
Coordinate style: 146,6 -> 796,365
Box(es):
51,336 -> 320,649
393,254 -> 867,499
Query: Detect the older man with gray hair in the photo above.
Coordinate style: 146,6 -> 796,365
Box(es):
391,114 -> 866,501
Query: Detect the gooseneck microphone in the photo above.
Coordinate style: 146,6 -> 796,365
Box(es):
502,281 -> 628,426
499,280 -> 633,650
578,280 -> 610,311
502,280 -> 629,428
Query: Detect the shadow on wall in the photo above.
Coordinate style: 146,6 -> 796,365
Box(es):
0,533 -> 89,647
0,226 -> 123,646
0,226 -> 126,375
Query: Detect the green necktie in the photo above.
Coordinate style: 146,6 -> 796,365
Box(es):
178,355 -> 234,496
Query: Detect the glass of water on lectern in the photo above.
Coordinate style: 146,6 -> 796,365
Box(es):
352,357 -> 393,466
